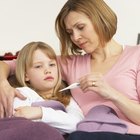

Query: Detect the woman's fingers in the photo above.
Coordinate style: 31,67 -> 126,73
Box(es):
0,102 -> 4,118
79,73 -> 102,91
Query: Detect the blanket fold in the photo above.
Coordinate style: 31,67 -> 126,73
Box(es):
77,105 -> 128,134
31,100 -> 66,112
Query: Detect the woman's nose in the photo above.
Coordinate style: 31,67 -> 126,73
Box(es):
72,31 -> 81,42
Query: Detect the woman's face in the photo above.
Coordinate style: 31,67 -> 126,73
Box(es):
64,11 -> 100,53
25,49 -> 58,93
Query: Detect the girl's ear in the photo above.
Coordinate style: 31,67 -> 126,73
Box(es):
25,73 -> 30,82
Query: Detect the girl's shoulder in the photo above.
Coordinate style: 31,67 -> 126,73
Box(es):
16,87 -> 43,101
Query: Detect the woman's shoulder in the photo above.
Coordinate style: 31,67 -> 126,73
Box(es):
124,44 -> 140,52
56,54 -> 91,81
123,45 -> 140,61
57,54 -> 90,64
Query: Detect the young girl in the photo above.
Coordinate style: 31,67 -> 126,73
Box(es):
12,41 -> 84,134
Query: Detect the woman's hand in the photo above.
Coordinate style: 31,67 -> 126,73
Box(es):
79,73 -> 117,100
14,106 -> 42,120
0,80 -> 26,118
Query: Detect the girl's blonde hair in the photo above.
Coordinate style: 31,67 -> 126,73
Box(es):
55,0 -> 117,56
15,41 -> 70,106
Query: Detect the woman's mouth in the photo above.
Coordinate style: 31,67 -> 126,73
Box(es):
79,42 -> 87,49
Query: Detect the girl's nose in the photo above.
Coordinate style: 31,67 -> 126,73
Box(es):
44,68 -> 51,74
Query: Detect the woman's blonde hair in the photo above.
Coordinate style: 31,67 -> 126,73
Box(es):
15,41 -> 70,106
55,0 -> 117,56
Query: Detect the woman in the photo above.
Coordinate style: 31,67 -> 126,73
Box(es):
55,0 -> 140,139
0,0 -> 140,139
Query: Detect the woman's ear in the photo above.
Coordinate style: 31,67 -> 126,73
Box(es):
25,73 -> 30,82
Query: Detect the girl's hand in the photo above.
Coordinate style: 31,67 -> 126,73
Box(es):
13,106 -> 42,120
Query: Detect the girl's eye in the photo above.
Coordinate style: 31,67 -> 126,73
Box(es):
34,65 -> 42,68
50,63 -> 56,67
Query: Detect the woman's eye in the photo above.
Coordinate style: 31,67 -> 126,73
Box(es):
67,31 -> 73,36
78,25 -> 84,30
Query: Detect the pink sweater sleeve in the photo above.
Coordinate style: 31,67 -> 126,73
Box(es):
4,60 -> 16,75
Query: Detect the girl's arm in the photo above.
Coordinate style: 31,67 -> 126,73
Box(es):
40,98 -> 84,134
14,106 -> 42,120
13,87 -> 84,133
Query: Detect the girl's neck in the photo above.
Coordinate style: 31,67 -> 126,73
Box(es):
37,89 -> 54,100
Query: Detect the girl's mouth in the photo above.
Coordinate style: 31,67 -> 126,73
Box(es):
44,76 -> 54,80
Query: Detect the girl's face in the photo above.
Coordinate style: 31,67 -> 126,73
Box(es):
64,11 -> 100,53
25,49 -> 58,93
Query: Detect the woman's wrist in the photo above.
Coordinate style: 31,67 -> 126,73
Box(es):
0,79 -> 11,87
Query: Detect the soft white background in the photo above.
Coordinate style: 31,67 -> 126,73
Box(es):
0,0 -> 140,55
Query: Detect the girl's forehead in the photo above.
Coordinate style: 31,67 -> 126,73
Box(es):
32,50 -> 55,63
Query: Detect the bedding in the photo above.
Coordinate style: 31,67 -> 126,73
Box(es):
0,117 -> 64,140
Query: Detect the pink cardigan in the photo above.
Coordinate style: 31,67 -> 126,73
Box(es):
57,45 -> 140,134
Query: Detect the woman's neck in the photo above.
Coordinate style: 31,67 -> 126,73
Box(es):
91,39 -> 123,62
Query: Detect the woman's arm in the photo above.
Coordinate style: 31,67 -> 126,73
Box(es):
0,61 -> 25,118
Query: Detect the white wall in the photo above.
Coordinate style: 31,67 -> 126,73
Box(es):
105,0 -> 140,46
0,0 -> 140,55
0,0 -> 67,55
